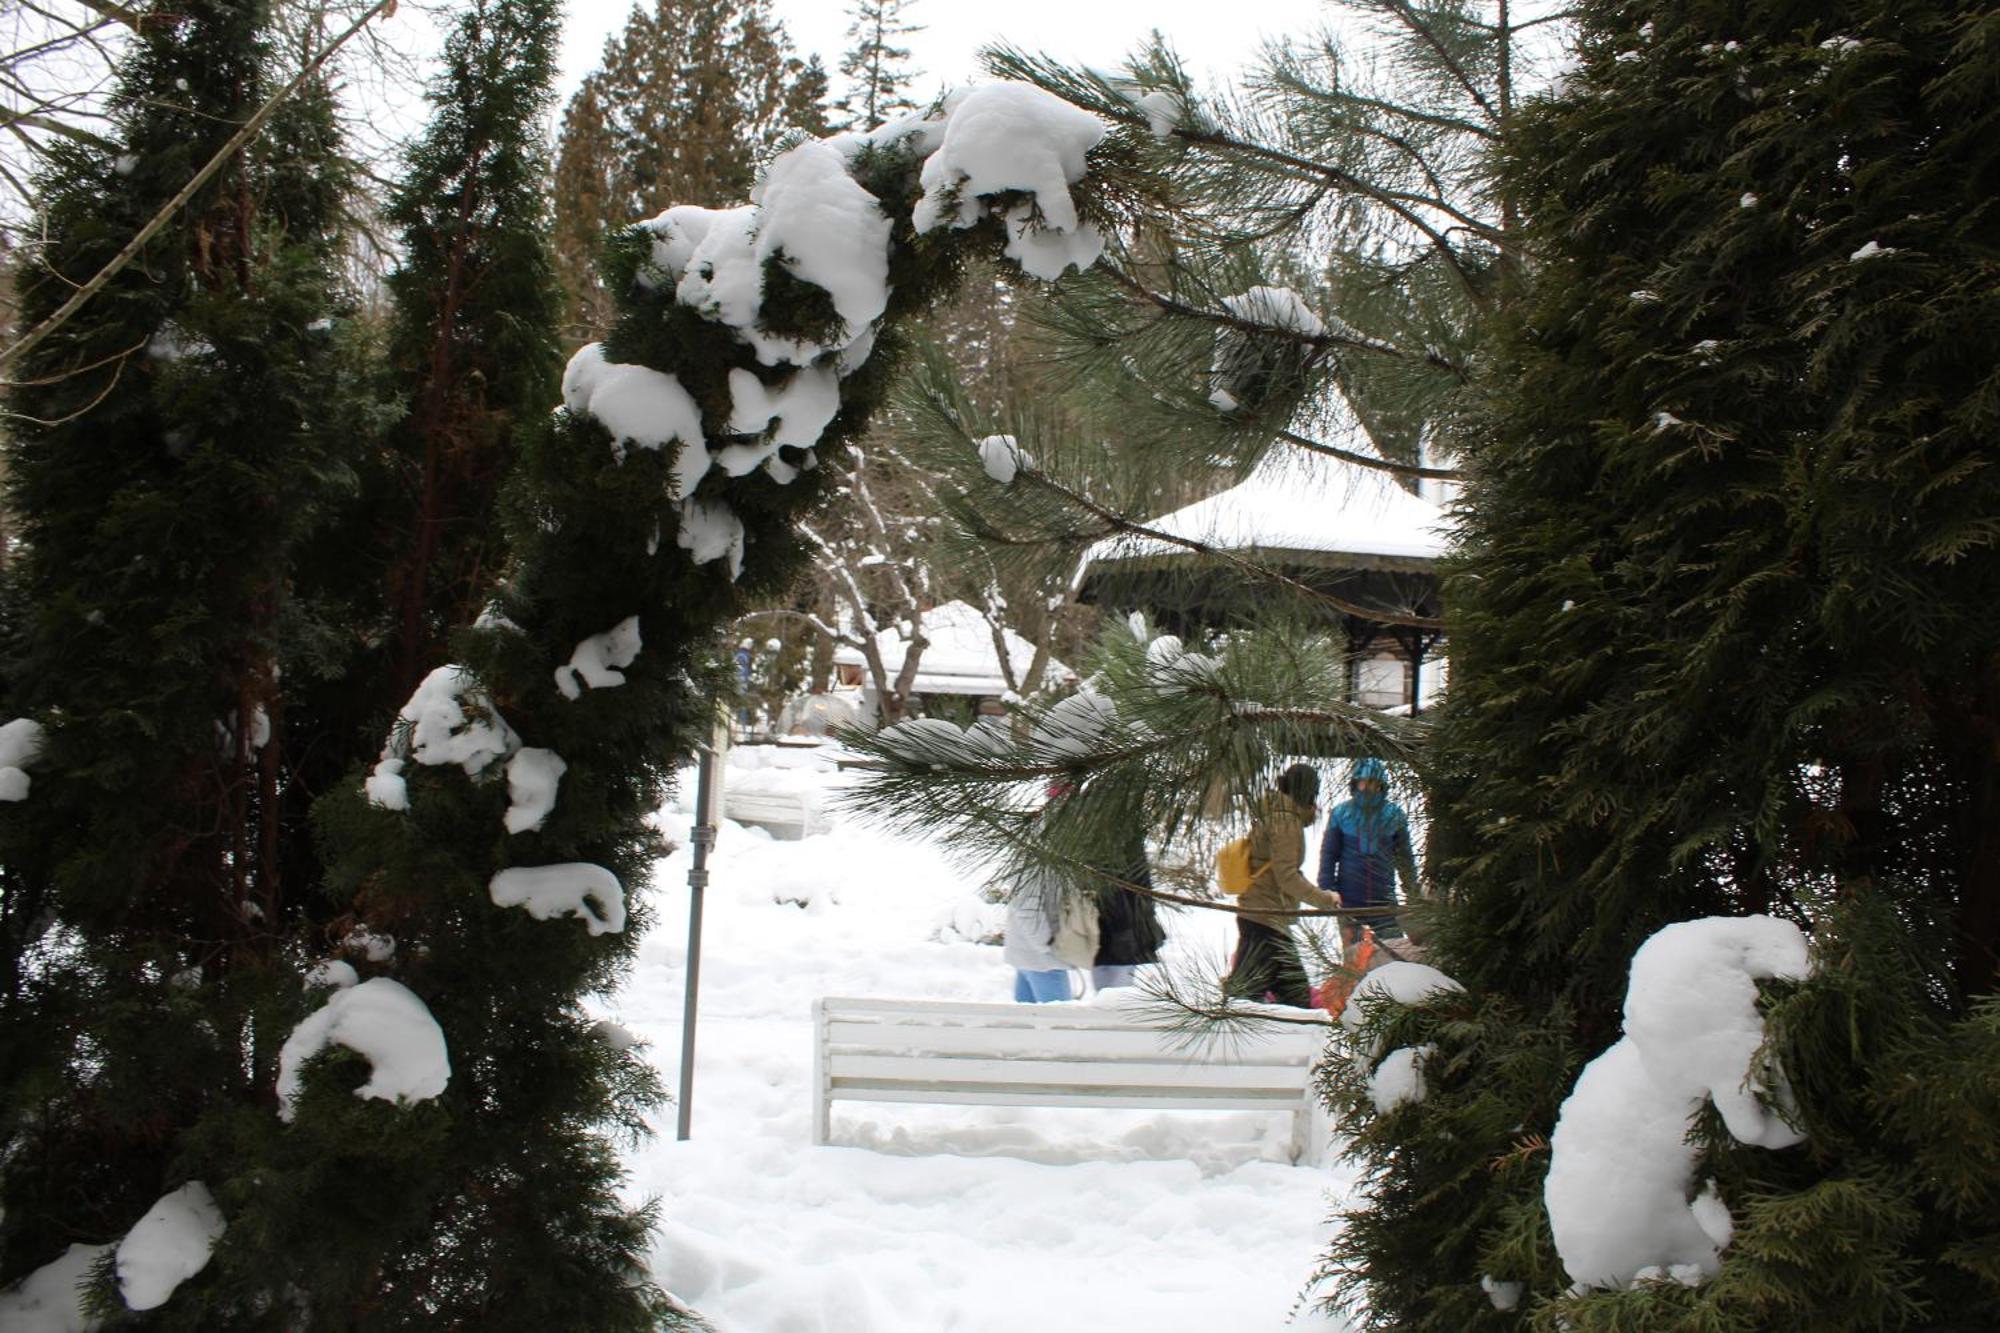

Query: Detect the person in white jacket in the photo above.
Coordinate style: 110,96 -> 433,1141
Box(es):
1003,868 -> 1073,1002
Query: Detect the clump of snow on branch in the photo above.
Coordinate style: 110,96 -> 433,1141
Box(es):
503,748 -> 567,835
677,498 -> 746,579
0,716 -> 45,802
976,433 -> 1030,485
1029,688 -> 1120,762
1128,87 -> 1183,141
115,1181 -> 225,1312
723,365 -> 838,480
561,343 -> 707,490
913,82 -> 1109,280
489,862 -> 627,935
304,958 -> 359,991
0,1241 -> 112,1330
1222,286 -> 1327,338
1481,1275 -> 1524,1312
1338,961 -> 1464,1058
1544,915 -> 1810,1291
556,615 -> 642,701
1368,1044 -> 1433,1112
366,666 -> 520,811
276,977 -> 451,1123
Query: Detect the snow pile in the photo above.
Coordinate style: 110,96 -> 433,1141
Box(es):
605,766 -> 1358,1332
1130,88 -> 1183,141
115,1181 -> 224,1312
1544,915 -> 1810,1291
0,1241 -> 111,1331
489,862 -> 626,935
556,615 -> 643,700
0,716 -> 46,801
913,82 -> 1108,280
276,977 -> 451,1123
503,747 -> 568,835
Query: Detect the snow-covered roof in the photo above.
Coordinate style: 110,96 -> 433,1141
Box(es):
1082,447 -> 1447,573
832,601 -> 1075,695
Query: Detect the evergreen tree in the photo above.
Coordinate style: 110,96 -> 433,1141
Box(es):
0,0 -> 362,1307
1322,0 -> 2000,1326
550,0 -> 828,339
835,0 -> 924,131
377,0 -> 565,700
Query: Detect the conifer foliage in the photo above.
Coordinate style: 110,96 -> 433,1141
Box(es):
835,0 -> 925,131
0,0 -> 359,1309
551,0 -> 829,338
1328,1 -> 2000,1326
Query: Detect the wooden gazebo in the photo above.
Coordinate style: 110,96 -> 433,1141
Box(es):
1074,450 -> 1449,711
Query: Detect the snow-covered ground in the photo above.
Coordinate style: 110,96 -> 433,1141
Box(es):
607,744 -> 1359,1332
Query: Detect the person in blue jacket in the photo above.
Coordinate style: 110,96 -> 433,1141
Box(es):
1318,757 -> 1420,951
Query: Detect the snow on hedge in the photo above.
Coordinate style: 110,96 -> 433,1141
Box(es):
914,82 -> 1107,280
503,747 -> 567,835
1338,961 -> 1464,1058
276,977 -> 451,1123
0,716 -> 45,802
366,666 -> 521,812
555,615 -> 642,700
1368,1044 -> 1432,1112
489,862 -> 626,935
115,1181 -> 224,1312
568,81 -> 1109,580
0,1240 -> 110,1331
1545,915 -> 1810,1291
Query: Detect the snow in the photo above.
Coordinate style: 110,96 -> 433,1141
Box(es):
722,365 -> 840,477
556,615 -> 642,700
1545,915 -> 1810,1291
1223,285 -> 1327,338
831,599 -> 1077,696
604,760 -> 1358,1332
677,497 -> 747,579
1084,446 -> 1448,572
1132,88 -> 1183,141
1367,1044 -> 1430,1112
1850,239 -> 1893,261
976,432 -> 1029,484
0,716 -> 45,801
115,1181 -> 224,1312
503,747 -> 567,835
489,862 -> 626,935
365,756 -> 408,810
1029,687 -> 1119,760
561,343 -> 709,490
914,81 -> 1107,279
751,141 -> 894,334
1481,1275 -> 1524,1311
304,958 -> 359,991
0,1241 -> 110,1332
276,977 -> 450,1123
1338,962 -> 1463,1057
394,666 -> 518,776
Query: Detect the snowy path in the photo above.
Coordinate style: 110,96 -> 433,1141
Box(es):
604,761 -> 1358,1333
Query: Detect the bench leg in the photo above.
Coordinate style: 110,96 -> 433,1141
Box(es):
811,998 -> 831,1146
1293,1091 -> 1334,1168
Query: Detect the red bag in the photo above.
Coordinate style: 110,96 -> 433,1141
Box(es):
1313,930 -> 1381,1018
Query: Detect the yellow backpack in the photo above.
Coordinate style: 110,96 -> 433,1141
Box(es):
1216,837 -> 1254,896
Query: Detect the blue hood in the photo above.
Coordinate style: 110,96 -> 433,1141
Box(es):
1350,757 -> 1390,809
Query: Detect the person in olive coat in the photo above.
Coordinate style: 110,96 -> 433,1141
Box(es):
1224,763 -> 1341,1007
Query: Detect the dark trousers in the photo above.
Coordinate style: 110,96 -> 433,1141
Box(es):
1225,918 -> 1314,1008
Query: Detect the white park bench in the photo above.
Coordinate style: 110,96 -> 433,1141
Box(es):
812,995 -> 1336,1166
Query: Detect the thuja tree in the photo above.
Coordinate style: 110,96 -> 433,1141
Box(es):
0,0 -> 361,1309
1321,0 -> 2000,1327
284,81 -> 1156,1327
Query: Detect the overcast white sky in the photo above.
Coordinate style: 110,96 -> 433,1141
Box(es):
553,0 -> 1339,106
